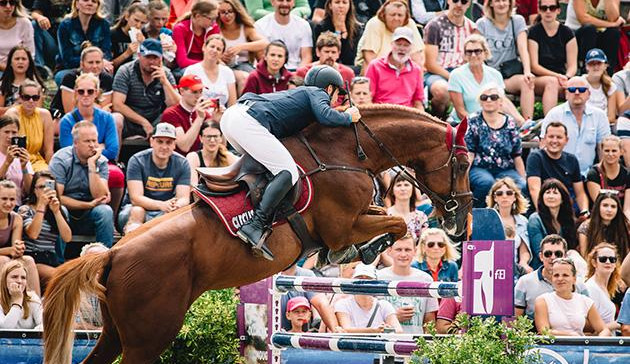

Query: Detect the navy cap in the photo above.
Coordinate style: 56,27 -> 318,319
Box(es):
139,38 -> 163,58
585,48 -> 607,64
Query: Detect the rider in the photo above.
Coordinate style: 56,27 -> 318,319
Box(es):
221,65 -> 361,261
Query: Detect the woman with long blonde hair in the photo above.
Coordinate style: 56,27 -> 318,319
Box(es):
585,243 -> 622,332
0,260 -> 42,329
413,228 -> 460,282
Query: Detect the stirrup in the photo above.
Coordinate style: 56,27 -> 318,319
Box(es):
237,228 -> 274,261
358,233 -> 394,265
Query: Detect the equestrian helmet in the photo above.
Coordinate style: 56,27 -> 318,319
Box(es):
304,65 -> 347,94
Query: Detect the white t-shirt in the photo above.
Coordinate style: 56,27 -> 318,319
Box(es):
585,77 -> 616,113
540,292 -> 594,336
585,278 -> 616,324
254,14 -> 312,71
183,63 -> 235,107
0,294 -> 42,330
334,296 -> 396,329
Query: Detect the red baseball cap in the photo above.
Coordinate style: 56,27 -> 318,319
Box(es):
176,75 -> 204,91
287,296 -> 311,312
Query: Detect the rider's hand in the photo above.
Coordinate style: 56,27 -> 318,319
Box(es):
346,106 -> 361,123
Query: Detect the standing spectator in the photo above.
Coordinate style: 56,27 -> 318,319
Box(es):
0,0 -> 34,75
585,243 -> 622,332
386,173 -> 428,243
349,76 -> 372,105
296,32 -> 355,89
285,296 -> 312,333
110,3 -> 149,70
254,0 -> 313,71
476,0 -> 535,121
465,84 -> 526,207
423,0 -> 475,119
578,192 -> 629,260
0,115 -> 33,205
112,39 -> 180,139
0,47 -> 45,116
172,0 -> 220,70
528,0 -> 578,115
365,27 -> 424,110
412,228 -> 460,282
583,48 -> 620,124
242,40 -> 292,94
49,121 -> 113,248
585,135 -> 630,211
245,0 -> 311,21
56,0 -> 113,85
186,121 -> 236,187
118,123 -> 191,234
0,260 -> 42,329
183,35 -> 237,108
312,0 -> 364,68
31,0 -> 72,71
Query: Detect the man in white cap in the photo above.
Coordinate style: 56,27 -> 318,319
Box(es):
365,27 -> 424,110
119,123 -> 191,233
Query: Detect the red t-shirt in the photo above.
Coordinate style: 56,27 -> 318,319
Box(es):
162,103 -> 200,154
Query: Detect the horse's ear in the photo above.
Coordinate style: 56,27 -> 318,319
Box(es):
455,117 -> 467,146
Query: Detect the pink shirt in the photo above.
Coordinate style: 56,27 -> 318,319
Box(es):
365,55 -> 424,107
0,151 -> 33,205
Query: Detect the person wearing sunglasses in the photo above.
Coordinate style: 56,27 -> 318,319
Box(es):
412,228 -> 459,283
578,192 -> 630,260
172,0 -> 220,70
585,243 -> 622,332
0,0 -> 34,76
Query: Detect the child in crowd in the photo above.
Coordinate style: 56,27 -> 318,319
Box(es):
285,296 -> 312,333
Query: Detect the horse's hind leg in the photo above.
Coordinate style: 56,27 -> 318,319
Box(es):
83,307 -> 122,364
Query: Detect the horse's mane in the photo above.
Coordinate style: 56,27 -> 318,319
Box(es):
356,103 -> 447,127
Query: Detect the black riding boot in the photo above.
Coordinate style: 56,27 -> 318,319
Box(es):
237,170 -> 294,261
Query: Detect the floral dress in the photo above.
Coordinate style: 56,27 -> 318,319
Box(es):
464,112 -> 522,171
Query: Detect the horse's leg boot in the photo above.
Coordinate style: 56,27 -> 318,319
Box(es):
358,233 -> 394,265
237,170 -> 294,261
327,245 -> 358,265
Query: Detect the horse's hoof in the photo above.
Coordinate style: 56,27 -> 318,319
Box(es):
327,246 -> 358,264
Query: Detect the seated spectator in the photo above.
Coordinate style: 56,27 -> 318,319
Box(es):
516,0 -> 538,24
527,179 -> 579,271
586,136 -> 630,211
0,115 -> 33,205
436,296 -> 462,334
183,35 -> 237,108
528,0 -> 578,115
486,178 -> 532,273
31,0 -> 72,72
74,242 -> 107,329
565,0 -> 623,74
49,121 -> 114,247
349,76 -> 372,105
585,243 -> 622,332
0,260 -> 42,329
312,0 -> 364,68
449,35 -> 524,125
58,73 -> 125,218
296,32 -> 354,91
19,171 -> 71,289
365,27 -> 424,110
313,0 -> 379,25
526,122 -> 589,214
172,0 -> 220,70
5,81 -> 53,172
386,173 -> 428,243
412,228 -> 459,282
619,288 -> 630,335
476,0 -> 535,120
285,296 -> 312,333
465,84 -> 526,207
355,0 -> 423,74
534,257 -> 611,336
187,121 -> 236,187
112,39 -> 180,140
254,0 -> 312,71
100,0 -> 134,26
583,49 -> 620,125
0,47 -> 45,115
0,0 -> 34,76
515,234 -> 589,319
378,234 -> 438,334
56,0 -> 113,85
334,263 -> 403,333
118,123 -> 191,234
578,192 -> 629,260
110,3 -> 149,70
242,41 -> 292,95
142,1 -> 177,69
246,0 -> 311,21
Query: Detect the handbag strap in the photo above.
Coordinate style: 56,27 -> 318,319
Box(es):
366,300 -> 381,328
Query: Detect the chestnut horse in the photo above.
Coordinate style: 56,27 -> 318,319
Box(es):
42,104 -> 471,363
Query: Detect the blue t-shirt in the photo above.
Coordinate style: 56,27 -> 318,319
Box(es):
125,149 -> 190,203
618,289 -> 630,325
447,64 -> 505,122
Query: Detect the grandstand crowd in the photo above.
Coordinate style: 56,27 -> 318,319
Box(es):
0,0 -> 629,340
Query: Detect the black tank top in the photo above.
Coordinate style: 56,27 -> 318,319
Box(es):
197,150 -> 206,168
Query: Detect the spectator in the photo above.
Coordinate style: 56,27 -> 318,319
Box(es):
5,80 -> 53,172
378,234 -> 438,334
296,32 -> 354,90
386,173 -> 428,243
31,0 -> 72,71
585,243 -> 622,332
409,0 -> 448,27
167,0 -> 195,29
611,65 -> 630,168
56,0 -> 113,84
312,0 -> 364,68
526,122 -> 589,214
465,84 -> 526,207
49,121 -> 114,247
486,177 -> 532,274
172,0 -> 220,70
565,0 -> 623,74
254,0 -> 312,71
246,0 -> 311,21
515,234 -> 589,319
0,47 -> 45,115
528,0 -> 578,115
412,228 -> 460,282
364,27 -> 424,110
436,296 -> 462,334
186,121 -> 237,187
534,257 -> 611,336
0,0 -> 34,75
142,0 -> 177,69
110,3 -> 149,70
449,35 -> 524,125
118,123 -> 191,234
19,171 -> 71,288
100,0 -> 134,26
423,0 -> 475,119
583,49 -> 620,124
586,136 -> 629,211
578,191 -> 629,260
242,40 -> 292,94
112,39 -> 180,140
57,73 -> 125,218
285,296 -> 312,332
313,0 -> 379,25
0,115 -> 33,205
527,179 -> 579,271
349,76 -> 372,105
619,288 -> 630,335
334,263 -> 403,333
355,0 -> 424,74
0,260 -> 42,329
476,0 -> 535,121
183,35 -> 237,108
516,0 -> 538,24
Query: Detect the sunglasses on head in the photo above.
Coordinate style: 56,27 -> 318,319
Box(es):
0,0 -> 16,6
77,88 -> 96,96
426,241 -> 446,248
452,0 -> 469,4
480,94 -> 500,101
543,250 -> 564,259
567,86 -> 588,94
21,94 -> 40,101
539,5 -> 559,11
465,48 -> 483,56
597,256 -> 617,264
494,190 -> 514,197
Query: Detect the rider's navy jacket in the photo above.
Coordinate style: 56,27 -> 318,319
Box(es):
238,86 -> 352,138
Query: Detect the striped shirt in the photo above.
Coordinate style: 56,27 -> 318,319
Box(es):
19,205 -> 62,253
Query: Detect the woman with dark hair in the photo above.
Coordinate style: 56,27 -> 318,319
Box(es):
528,178 -> 578,270
578,192 -> 630,260
386,173 -> 428,243
312,0 -> 364,68
585,243 -> 622,332
0,115 -> 32,204
110,3 -> 149,69
186,121 -> 236,187
586,135 -> 630,213
172,0 -> 220,69
242,40 -> 292,94
0,47 -> 45,115
0,0 -> 34,74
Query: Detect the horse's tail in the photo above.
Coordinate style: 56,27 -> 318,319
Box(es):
43,251 -> 111,364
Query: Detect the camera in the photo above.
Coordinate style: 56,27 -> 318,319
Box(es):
44,180 -> 55,191
11,136 -> 26,149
